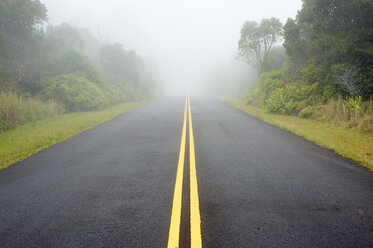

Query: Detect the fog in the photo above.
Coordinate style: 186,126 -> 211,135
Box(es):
41,0 -> 302,95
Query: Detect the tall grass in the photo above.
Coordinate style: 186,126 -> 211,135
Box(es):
315,98 -> 373,134
0,90 -> 65,132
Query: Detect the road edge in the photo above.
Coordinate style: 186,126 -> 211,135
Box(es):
0,100 -> 152,171
221,98 -> 373,171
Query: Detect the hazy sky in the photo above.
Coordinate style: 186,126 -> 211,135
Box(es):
41,0 -> 302,92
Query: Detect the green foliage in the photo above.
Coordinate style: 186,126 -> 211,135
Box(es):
49,50 -> 102,83
242,69 -> 336,116
265,85 -> 296,114
0,0 -> 48,87
263,46 -> 286,72
238,18 -> 283,73
300,64 -> 321,84
267,82 -> 334,115
0,0 -> 152,134
0,0 -> 46,54
242,70 -> 284,107
258,71 -> 284,96
298,106 -> 315,118
0,90 -> 64,132
45,23 -> 84,56
240,0 -> 373,135
39,50 -> 125,110
345,96 -> 363,112
42,73 -> 123,112
100,43 -> 143,86
283,18 -> 310,69
265,84 -> 316,115
283,0 -> 373,98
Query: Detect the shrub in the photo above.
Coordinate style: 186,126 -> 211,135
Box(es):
242,70 -> 284,107
49,50 -> 104,85
298,106 -> 315,118
40,50 -> 126,111
265,83 -> 325,115
42,73 -> 115,112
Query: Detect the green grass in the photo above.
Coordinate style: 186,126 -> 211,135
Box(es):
222,99 -> 373,171
0,100 -> 150,170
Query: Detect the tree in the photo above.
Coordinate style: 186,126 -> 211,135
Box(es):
0,0 -> 47,54
283,0 -> 373,98
0,0 -> 47,85
283,18 -> 310,69
45,23 -> 84,56
264,46 -> 286,72
99,43 -> 143,86
238,18 -> 282,73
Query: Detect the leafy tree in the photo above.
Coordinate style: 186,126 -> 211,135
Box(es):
100,43 -> 143,86
0,0 -> 47,84
0,0 -> 47,54
76,28 -> 102,66
263,46 -> 286,72
283,18 -> 310,69
238,18 -> 282,73
49,50 -> 104,85
45,23 -> 84,56
241,0 -> 373,126
283,0 -> 373,98
0,0 -> 150,112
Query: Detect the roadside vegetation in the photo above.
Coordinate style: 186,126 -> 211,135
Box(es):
234,0 -> 373,168
0,90 -> 64,131
0,100 -> 149,170
0,0 -> 156,133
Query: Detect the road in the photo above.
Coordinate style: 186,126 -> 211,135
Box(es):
0,96 -> 372,247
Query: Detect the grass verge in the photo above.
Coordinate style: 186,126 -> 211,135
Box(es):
222,99 -> 373,171
0,100 -> 150,170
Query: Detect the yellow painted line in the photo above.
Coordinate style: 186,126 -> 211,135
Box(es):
188,96 -> 203,248
167,96 -> 188,248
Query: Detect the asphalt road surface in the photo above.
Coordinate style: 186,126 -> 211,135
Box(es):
0,96 -> 372,247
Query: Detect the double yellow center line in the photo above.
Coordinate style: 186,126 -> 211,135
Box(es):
167,96 -> 202,248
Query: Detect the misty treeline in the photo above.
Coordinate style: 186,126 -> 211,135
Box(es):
238,0 -> 373,133
0,0 -> 155,131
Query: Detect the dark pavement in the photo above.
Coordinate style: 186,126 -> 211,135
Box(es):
0,96 -> 372,247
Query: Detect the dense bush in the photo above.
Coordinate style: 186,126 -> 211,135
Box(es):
36,51 -> 126,112
265,83 -> 334,115
0,90 -> 64,132
241,70 -> 284,107
48,50 -> 106,86
242,69 -> 373,133
42,73 -> 122,112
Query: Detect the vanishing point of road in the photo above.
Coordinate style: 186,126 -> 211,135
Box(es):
0,96 -> 372,247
